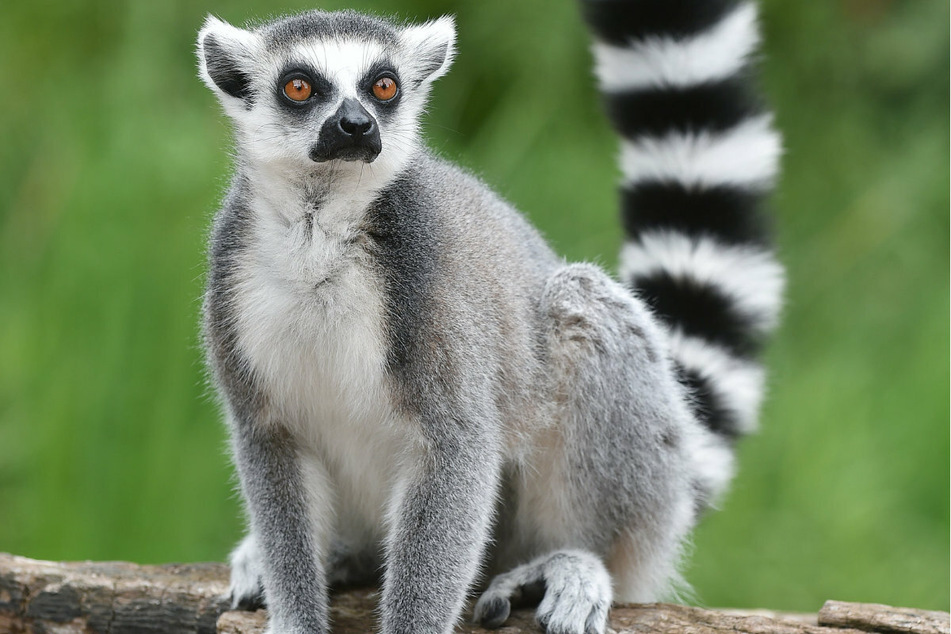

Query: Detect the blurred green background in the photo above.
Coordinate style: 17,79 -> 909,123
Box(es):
0,0 -> 947,614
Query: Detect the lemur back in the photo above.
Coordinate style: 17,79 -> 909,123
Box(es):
197,2 -> 782,633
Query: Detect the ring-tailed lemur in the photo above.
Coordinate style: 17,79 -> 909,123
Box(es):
196,1 -> 782,632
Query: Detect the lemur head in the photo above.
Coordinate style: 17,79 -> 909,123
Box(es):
197,11 -> 455,175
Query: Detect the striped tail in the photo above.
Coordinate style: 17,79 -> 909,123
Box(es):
581,0 -> 784,441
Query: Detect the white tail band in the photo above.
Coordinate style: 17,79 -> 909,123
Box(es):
619,114 -> 781,189
592,3 -> 760,92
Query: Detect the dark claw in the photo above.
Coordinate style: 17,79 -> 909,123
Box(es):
537,613 -> 551,632
233,586 -> 266,611
476,596 -> 511,629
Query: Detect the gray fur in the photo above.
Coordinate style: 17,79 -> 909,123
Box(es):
231,421 -> 329,634
474,550 -> 612,634
196,5 -> 778,634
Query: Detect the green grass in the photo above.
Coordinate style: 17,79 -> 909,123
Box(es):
0,0 -> 946,613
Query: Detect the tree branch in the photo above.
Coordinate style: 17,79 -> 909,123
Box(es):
1,553 -> 947,634
819,601 -> 950,634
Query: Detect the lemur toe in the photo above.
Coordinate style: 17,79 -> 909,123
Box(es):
228,535 -> 266,611
536,586 -> 608,634
473,594 -> 511,629
229,568 -> 266,611
584,599 -> 610,634
232,588 -> 266,611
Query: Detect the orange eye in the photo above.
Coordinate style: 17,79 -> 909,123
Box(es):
372,77 -> 398,101
284,78 -> 312,102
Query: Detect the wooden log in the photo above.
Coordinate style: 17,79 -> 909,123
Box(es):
819,601 -> 951,634
0,553 -> 230,633
1,553 -> 947,634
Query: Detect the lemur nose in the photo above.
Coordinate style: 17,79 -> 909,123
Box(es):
312,97 -> 382,162
339,114 -> 373,137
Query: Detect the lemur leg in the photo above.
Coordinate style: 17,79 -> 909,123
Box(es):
229,533 -> 383,610
474,550 -> 611,634
476,264 -> 698,632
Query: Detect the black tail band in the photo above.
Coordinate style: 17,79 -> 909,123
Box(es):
604,73 -> 764,138
621,182 -> 773,247
581,0 -> 741,45
632,271 -> 764,359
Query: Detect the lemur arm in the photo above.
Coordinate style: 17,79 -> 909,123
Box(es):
380,419 -> 502,634
230,420 -> 331,634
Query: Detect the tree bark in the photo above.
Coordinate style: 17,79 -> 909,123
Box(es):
819,601 -> 950,634
1,553 -> 947,634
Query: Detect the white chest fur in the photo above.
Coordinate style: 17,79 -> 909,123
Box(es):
230,184 -> 407,530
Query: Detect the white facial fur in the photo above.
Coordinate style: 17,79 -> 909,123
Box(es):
197,14 -> 456,189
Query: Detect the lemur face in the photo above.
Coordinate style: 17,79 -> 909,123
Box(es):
198,11 -> 455,172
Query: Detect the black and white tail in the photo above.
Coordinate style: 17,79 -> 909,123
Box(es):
581,0 -> 784,441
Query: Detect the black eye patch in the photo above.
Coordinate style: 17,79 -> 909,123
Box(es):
359,62 -> 402,125
359,61 -> 398,87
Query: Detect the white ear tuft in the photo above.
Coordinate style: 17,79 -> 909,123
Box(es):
401,15 -> 457,84
197,15 -> 261,101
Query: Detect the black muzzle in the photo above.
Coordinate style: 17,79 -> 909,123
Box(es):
309,98 -> 382,163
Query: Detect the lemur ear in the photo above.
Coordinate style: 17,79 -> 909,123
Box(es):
401,16 -> 457,84
197,15 -> 260,102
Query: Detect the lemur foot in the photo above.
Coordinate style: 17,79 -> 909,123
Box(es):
473,550 -> 612,634
229,534 -> 266,610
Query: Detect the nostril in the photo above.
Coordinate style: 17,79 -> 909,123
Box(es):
339,116 -> 373,137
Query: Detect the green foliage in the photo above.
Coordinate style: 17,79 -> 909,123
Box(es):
0,0 -> 946,612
